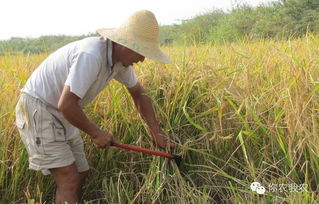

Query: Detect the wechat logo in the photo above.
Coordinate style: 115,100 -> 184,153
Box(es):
250,182 -> 266,195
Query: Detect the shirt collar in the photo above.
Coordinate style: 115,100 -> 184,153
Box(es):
107,39 -> 113,68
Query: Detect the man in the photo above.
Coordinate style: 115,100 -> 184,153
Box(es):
15,10 -> 172,203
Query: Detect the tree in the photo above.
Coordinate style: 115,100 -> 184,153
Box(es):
280,0 -> 319,36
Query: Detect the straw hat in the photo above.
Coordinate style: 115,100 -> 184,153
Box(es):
97,10 -> 170,63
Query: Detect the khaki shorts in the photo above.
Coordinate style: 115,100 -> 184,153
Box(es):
15,93 -> 89,175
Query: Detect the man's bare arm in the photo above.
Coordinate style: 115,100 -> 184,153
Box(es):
127,82 -> 171,149
58,85 -> 115,148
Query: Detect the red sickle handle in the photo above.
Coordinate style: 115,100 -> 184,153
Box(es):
111,143 -> 175,159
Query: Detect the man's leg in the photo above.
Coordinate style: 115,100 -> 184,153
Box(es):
15,94 -> 90,203
78,170 -> 89,200
50,163 -> 88,204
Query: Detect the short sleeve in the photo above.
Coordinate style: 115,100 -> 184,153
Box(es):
65,52 -> 100,98
114,66 -> 138,88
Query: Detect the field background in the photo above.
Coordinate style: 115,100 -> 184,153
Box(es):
1,35 -> 319,203
1,0 -> 319,203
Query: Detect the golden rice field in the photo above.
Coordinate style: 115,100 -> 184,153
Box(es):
1,35 -> 319,203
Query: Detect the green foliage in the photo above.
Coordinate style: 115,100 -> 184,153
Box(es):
179,10 -> 226,44
251,4 -> 285,38
159,0 -> 319,45
280,0 -> 319,36
0,34 -> 96,55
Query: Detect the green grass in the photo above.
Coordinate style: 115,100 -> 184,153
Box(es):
0,35 -> 318,203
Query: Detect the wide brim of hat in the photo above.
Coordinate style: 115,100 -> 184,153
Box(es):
97,28 -> 170,63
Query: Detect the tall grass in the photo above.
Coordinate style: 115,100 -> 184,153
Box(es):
0,35 -> 318,203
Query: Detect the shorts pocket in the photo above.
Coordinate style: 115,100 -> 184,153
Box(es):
51,115 -> 66,142
52,122 -> 66,142
16,118 -> 26,130
15,117 -> 28,145
15,101 -> 27,131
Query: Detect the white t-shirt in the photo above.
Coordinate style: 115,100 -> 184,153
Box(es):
22,37 -> 138,108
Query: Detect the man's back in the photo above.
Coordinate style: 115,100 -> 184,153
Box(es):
21,37 -> 107,108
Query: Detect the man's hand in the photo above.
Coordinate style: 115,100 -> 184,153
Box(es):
152,130 -> 175,149
91,129 -> 117,148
